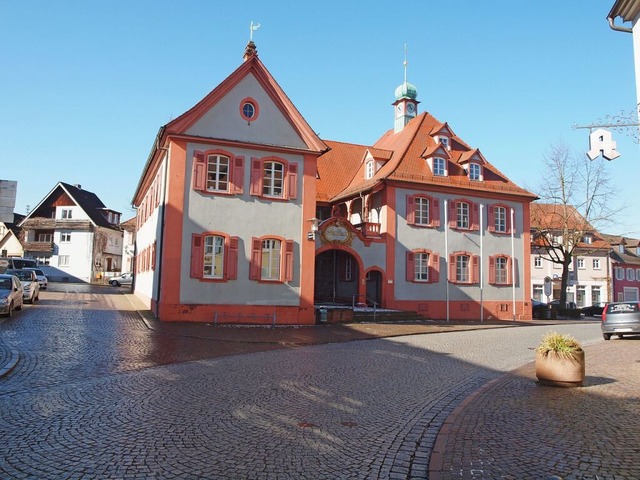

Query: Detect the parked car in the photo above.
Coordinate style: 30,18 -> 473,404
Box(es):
531,299 -> 550,319
0,273 -> 24,316
109,272 -> 133,287
581,302 -> 606,317
6,269 -> 40,304
601,301 -> 640,340
23,267 -> 48,290
549,300 -> 578,310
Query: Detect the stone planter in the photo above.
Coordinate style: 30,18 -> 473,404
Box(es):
535,349 -> 585,388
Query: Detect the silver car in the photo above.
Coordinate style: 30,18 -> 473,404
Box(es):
0,274 -> 24,317
601,301 -> 640,340
24,267 -> 48,290
109,272 -> 133,287
6,269 -> 40,304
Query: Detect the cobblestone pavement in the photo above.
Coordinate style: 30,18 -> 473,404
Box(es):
0,284 -> 631,479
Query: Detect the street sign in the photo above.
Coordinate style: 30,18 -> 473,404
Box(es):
544,276 -> 553,297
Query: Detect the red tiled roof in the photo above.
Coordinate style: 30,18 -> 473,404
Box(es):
317,112 -> 535,202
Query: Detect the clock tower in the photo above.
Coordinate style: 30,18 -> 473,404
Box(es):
393,54 -> 419,133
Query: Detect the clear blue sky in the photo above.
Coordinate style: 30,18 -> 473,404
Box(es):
2,1 -> 638,234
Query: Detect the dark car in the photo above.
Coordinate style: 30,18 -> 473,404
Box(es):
601,301 -> 640,340
531,299 -> 550,319
549,300 -> 577,310
581,302 -> 606,317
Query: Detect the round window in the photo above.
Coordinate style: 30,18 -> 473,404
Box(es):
242,102 -> 255,119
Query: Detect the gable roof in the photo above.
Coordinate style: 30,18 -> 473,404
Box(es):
530,203 -> 593,232
134,46 -> 329,204
19,182 -> 120,230
321,112 -> 536,202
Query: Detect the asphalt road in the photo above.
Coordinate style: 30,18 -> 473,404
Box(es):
0,284 -> 604,479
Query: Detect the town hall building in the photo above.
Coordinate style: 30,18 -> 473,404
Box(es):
132,41 -> 537,324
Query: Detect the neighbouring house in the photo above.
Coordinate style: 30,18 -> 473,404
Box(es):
608,0 -> 640,109
18,182 -> 124,283
602,234 -> 640,301
0,179 -> 25,258
530,203 -> 611,307
121,217 -> 136,274
132,41 -> 537,324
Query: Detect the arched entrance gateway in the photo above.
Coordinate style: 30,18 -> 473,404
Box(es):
314,249 -> 360,305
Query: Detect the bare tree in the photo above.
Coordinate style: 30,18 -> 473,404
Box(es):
531,142 -> 620,308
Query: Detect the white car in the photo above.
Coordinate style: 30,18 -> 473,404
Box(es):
24,267 -> 48,290
6,269 -> 40,304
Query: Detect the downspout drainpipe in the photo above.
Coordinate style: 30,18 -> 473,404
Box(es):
511,208 -> 516,321
479,204 -> 484,323
608,16 -> 633,33
444,199 -> 450,323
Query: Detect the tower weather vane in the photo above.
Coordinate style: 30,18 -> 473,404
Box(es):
250,21 -> 260,41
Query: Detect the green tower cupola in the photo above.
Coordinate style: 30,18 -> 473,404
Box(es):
393,46 -> 419,133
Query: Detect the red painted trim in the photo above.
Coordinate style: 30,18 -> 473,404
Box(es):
158,141 -> 187,319
299,153 -> 317,314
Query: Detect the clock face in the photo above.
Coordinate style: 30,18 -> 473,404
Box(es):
406,103 -> 415,114
396,103 -> 403,114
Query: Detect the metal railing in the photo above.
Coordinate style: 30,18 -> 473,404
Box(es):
352,294 -> 378,321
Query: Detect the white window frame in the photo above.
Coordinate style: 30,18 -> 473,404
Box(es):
616,267 -> 625,280
58,255 -> 70,267
439,136 -> 449,149
206,154 -> 230,192
38,233 -> 53,242
494,206 -> 507,233
627,267 -> 635,281
534,256 -> 542,268
203,235 -> 225,279
495,256 -> 508,284
456,202 -> 470,229
433,157 -> 446,176
456,255 -> 470,283
636,269 -> 640,281
593,259 -> 601,270
533,284 -> 543,301
365,161 -> 374,179
576,258 -> 585,269
468,163 -> 481,181
262,161 -> 284,198
261,239 -> 281,281
61,209 -> 73,219
415,252 -> 429,282
60,232 -> 71,243
415,197 -> 430,225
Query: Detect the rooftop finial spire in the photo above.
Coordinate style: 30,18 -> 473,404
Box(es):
403,43 -> 408,84
250,21 -> 260,41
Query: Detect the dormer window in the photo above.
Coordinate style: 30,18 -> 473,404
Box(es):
468,163 -> 482,181
582,234 -> 592,244
636,246 -> 640,256
438,136 -> 449,149
432,157 -> 447,176
619,244 -> 625,254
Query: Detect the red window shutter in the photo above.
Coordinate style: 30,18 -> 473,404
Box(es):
226,236 -> 239,280
151,241 -> 156,271
471,203 -> 479,230
449,254 -> 456,282
284,240 -> 294,281
249,237 -> 261,280
449,201 -> 457,228
406,251 -> 415,282
287,163 -> 298,200
406,195 -> 415,225
472,256 -> 479,283
505,207 -> 512,234
250,158 -> 262,195
431,198 -> 440,227
193,151 -> 206,191
232,156 -> 244,194
488,256 -> 496,284
190,234 -> 203,278
430,253 -> 440,283
488,205 -> 496,232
